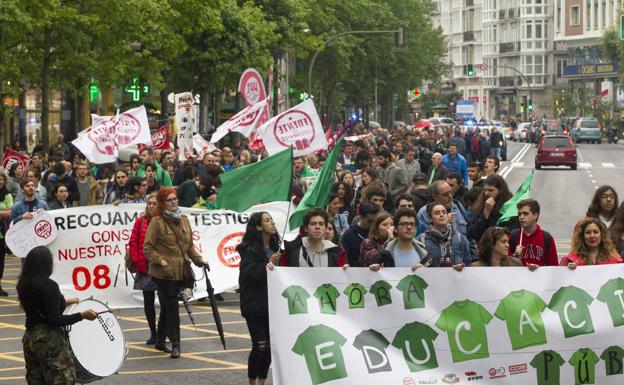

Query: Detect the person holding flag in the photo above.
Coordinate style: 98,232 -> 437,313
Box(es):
508,199 -> 559,267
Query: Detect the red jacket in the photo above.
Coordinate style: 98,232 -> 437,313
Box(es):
559,252 -> 622,266
508,225 -> 558,266
129,215 -> 150,273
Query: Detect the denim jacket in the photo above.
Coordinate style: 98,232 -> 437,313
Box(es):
11,199 -> 49,224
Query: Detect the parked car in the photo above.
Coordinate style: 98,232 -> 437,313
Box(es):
571,117 -> 602,143
535,135 -> 577,170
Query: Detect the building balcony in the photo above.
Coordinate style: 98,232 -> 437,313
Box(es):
463,31 -> 475,42
465,0 -> 474,6
499,42 -> 520,54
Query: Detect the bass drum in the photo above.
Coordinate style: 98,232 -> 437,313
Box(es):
65,299 -> 127,383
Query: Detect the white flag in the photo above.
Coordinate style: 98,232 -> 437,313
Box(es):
210,96 -> 271,143
175,92 -> 195,161
257,99 -> 328,157
72,106 -> 151,164
192,134 -> 216,159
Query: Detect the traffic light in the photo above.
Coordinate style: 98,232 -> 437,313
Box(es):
520,102 -> 525,112
467,64 -> 475,77
528,100 -> 533,111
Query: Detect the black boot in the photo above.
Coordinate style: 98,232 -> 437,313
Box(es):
146,333 -> 157,345
0,286 -> 7,297
155,337 -> 172,354
170,332 -> 180,359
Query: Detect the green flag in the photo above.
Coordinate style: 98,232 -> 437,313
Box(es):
497,170 -> 534,224
216,147 -> 293,212
289,138 -> 344,230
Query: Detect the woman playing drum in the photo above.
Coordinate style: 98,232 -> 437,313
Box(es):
17,246 -> 98,385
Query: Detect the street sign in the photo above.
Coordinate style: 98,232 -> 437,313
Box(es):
479,63 -> 488,71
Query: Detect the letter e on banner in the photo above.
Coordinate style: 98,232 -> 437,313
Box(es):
217,232 -> 244,268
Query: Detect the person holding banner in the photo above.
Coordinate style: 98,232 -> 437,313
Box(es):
11,180 -> 49,224
238,211 -> 281,385
18,246 -> 98,385
129,192 -> 159,344
0,172 -> 13,296
144,188 -> 210,359
561,218 -> 622,269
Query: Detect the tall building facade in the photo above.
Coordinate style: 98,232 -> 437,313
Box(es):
432,0 -> 487,118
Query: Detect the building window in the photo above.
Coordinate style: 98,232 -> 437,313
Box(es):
570,6 -> 580,26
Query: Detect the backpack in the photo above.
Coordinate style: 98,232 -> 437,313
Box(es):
471,135 -> 480,152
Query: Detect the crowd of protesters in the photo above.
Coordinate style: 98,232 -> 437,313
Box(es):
1,120 -> 624,385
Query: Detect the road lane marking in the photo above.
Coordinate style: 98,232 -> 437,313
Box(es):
602,162 -> 615,168
579,162 -> 592,169
0,353 -> 24,363
0,367 -> 22,373
0,323 -> 24,331
127,344 -> 243,367
512,162 -> 524,167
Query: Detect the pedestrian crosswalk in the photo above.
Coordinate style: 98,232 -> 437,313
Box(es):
576,162 -> 623,169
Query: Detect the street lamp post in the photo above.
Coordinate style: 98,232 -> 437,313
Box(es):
491,64 -> 533,117
307,28 -> 403,95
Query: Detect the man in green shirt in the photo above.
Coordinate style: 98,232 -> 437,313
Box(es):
352,329 -> 392,374
494,289 -> 548,350
313,284 -> 340,315
292,324 -> 348,385
530,350 -> 565,385
370,280 -> 393,307
600,346 -> 624,376
596,278 -> 624,327
343,283 -> 367,309
569,348 -> 599,385
547,286 -> 595,338
396,274 -> 428,309
435,300 -> 492,362
135,147 -> 173,186
282,285 -> 311,315
391,321 -> 439,372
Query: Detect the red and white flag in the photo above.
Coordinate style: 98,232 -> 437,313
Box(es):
210,96 -> 271,143
192,134 -> 216,159
257,99 -> 328,157
1,148 -> 30,177
151,123 -> 170,150
72,105 -> 151,164
238,68 -> 266,106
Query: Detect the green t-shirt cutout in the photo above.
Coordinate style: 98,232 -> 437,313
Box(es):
600,346 -> 624,376
282,285 -> 311,315
391,321 -> 439,372
596,278 -> 624,327
352,329 -> 392,373
292,324 -> 348,385
313,284 -> 340,315
343,283 -> 367,309
547,286 -> 595,338
530,350 -> 565,385
370,280 -> 393,307
569,348 -> 600,385
396,274 -> 428,309
435,300 -> 493,362
494,289 -> 548,350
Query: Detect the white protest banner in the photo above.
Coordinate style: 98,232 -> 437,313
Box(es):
210,96 -> 271,143
5,210 -> 58,257
344,133 -> 371,142
47,202 -> 296,309
268,266 -> 624,385
1,148 -> 29,177
192,134 -> 216,159
72,106 -> 151,164
175,92 -> 195,160
258,99 -> 328,157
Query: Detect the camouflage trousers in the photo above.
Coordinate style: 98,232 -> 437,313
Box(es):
22,325 -> 76,385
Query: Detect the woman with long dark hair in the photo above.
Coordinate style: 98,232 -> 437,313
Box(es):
359,213 -> 394,268
238,212 -> 281,385
331,181 -> 355,220
18,246 -> 98,384
121,176 -> 147,204
0,172 -> 13,296
468,174 -> 515,242
609,202 -> 624,255
144,188 -> 209,358
47,184 -> 70,210
472,227 -> 522,267
586,185 -> 619,229
7,162 -> 23,198
129,192 -> 159,345
561,218 -> 622,268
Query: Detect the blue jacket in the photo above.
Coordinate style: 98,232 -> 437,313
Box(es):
417,228 -> 472,267
441,153 -> 468,185
11,199 -> 49,224
416,201 -> 469,237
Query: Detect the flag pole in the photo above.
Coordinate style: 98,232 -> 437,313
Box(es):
280,146 -> 295,243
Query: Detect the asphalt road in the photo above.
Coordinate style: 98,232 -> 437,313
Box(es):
0,139 -> 622,385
